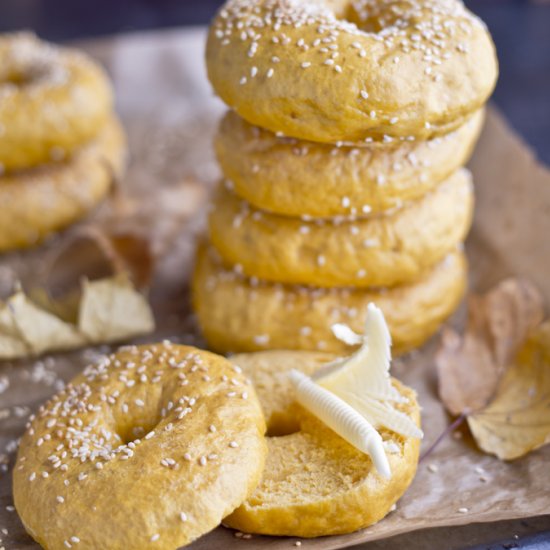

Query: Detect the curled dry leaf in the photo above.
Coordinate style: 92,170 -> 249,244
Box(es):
436,278 -> 544,416
0,227 -> 155,360
436,278 -> 550,460
468,322 -> 550,460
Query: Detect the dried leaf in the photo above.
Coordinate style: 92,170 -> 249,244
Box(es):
43,226 -> 154,295
0,276 -> 154,360
436,279 -> 544,415
468,322 -> 550,459
436,278 -> 550,460
78,275 -> 155,342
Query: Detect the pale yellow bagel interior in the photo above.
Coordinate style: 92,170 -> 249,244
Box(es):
192,245 -> 467,354
216,109 -> 483,217
0,116 -> 126,252
225,350 -> 420,537
209,168 -> 473,288
206,0 -> 497,142
13,343 -> 267,550
0,33 -> 113,172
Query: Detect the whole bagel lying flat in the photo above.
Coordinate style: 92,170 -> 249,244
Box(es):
216,109 -> 483,217
225,350 -> 420,537
0,116 -> 126,252
192,245 -> 467,355
206,0 -> 497,143
13,343 -> 267,550
0,33 -> 112,172
209,168 -> 473,288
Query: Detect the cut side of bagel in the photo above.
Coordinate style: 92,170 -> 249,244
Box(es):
225,350 -> 421,537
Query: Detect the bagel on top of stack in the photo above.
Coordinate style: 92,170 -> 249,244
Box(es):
0,33 -> 126,252
194,0 -> 498,354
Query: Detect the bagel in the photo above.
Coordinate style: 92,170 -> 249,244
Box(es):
206,0 -> 497,143
225,350 -> 420,536
192,244 -> 466,354
216,109 -> 483,217
209,168 -> 473,288
0,33 -> 112,172
0,116 -> 126,252
13,343 -> 267,550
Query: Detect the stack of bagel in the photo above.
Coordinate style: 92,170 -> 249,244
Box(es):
0,33 -> 126,252
194,0 -> 498,355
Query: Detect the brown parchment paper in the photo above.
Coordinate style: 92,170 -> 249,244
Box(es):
0,28 -> 549,549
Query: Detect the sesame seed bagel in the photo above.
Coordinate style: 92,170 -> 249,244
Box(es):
209,168 -> 473,288
13,343 -> 267,550
0,33 -> 112,172
0,116 -> 126,252
206,0 -> 497,143
225,350 -> 421,537
216,109 -> 483,217
192,245 -> 466,354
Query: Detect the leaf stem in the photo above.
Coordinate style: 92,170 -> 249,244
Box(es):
419,411 -> 468,463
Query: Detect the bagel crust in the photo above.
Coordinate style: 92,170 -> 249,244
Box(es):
13,343 -> 267,550
0,116 -> 126,252
216,109 -> 483,217
206,0 -> 498,143
226,351 -> 421,537
192,245 -> 467,355
0,33 -> 113,172
209,169 -> 473,288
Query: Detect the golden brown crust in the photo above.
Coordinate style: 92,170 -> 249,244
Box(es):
209,169 -> 473,288
206,0 -> 497,142
0,33 -> 113,172
225,350 -> 421,537
13,343 -> 267,550
192,245 -> 467,355
215,109 -> 483,217
0,116 -> 126,252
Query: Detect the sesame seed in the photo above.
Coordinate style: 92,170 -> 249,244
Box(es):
458,507 -> 469,513
360,90 -> 369,99
301,61 -> 311,68
151,534 -> 160,542
57,496 -> 65,504
266,68 -> 274,78
229,441 -> 239,448
428,464 -> 438,473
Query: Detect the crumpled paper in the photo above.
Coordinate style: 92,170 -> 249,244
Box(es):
0,28 -> 549,550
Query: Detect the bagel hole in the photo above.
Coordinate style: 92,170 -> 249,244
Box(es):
114,403 -> 164,445
117,421 -> 160,446
3,73 -> 27,86
266,413 -> 301,438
